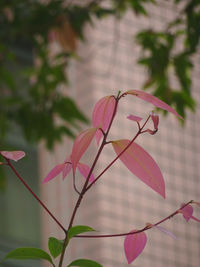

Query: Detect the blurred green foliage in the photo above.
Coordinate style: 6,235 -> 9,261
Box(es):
0,0 -> 199,154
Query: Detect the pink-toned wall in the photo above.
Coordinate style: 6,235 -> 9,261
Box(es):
39,1 -> 200,266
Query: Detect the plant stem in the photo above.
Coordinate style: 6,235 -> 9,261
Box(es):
58,95 -> 119,267
74,200 -> 193,238
6,158 -> 67,234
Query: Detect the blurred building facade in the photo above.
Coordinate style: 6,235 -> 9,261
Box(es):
40,1 -> 200,267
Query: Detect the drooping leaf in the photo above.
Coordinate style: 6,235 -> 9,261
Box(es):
48,237 -> 64,259
71,128 -> 97,171
67,258 -> 102,267
0,151 -> 25,162
127,114 -> 142,122
112,139 -> 165,198
77,162 -> 95,182
179,204 -> 193,222
179,204 -> 200,223
67,225 -> 96,240
42,163 -> 66,184
92,95 -> 116,144
3,247 -> 54,265
126,90 -> 183,119
124,231 -> 147,264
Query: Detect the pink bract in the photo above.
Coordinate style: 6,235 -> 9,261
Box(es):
92,95 -> 116,145
0,151 -> 26,162
124,230 -> 147,264
112,139 -> 165,198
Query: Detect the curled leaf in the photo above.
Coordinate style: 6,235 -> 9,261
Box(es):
0,151 -> 25,162
124,230 -> 147,264
71,128 -> 97,171
112,139 -> 165,198
150,112 -> 159,130
126,90 -> 183,119
92,95 -> 116,144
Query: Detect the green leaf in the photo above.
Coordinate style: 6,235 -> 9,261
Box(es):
68,225 -> 96,240
67,258 -> 103,267
48,237 -> 64,259
3,247 -> 54,266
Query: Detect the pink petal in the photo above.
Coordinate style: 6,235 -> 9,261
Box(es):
127,114 -> 142,122
42,163 -> 66,184
179,204 -> 193,222
112,139 -> 165,198
150,112 -> 159,130
0,151 -> 25,162
124,230 -> 147,264
71,128 -> 97,171
92,95 -> 116,144
77,162 -> 95,182
126,90 -> 183,119
62,163 -> 72,180
154,225 -> 177,240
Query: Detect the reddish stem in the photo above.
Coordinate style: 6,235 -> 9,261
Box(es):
6,158 -> 67,234
74,200 -> 193,238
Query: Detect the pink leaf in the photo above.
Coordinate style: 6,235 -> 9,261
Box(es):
0,151 -> 25,162
154,225 -> 177,240
126,90 -> 183,119
42,163 -> 66,184
124,230 -> 147,264
127,114 -> 142,122
112,139 -> 165,198
71,128 -> 97,171
150,112 -> 159,130
92,95 -> 116,144
77,162 -> 95,182
62,163 -> 72,180
179,204 -> 193,222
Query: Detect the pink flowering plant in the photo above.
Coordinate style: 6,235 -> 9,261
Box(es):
1,90 -> 200,267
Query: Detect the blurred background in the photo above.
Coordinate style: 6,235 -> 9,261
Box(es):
0,0 -> 200,266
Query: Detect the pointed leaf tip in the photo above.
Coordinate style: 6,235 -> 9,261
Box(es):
112,140 -> 165,198
42,163 -> 66,184
71,128 -> 97,171
124,231 -> 147,264
0,151 -> 25,161
92,95 -> 116,144
126,90 -> 183,119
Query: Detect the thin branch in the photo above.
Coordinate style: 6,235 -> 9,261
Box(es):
74,200 -> 193,238
6,158 -> 67,234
